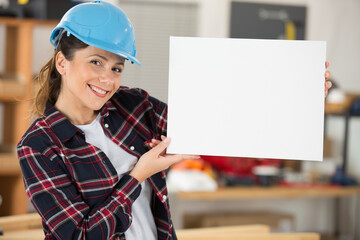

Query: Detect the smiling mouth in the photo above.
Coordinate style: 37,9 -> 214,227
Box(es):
88,84 -> 109,95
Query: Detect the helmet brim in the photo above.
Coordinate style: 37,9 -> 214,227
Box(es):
50,27 -> 141,66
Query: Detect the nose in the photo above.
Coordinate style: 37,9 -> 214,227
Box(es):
99,70 -> 116,85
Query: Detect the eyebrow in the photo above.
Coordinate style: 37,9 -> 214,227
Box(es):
89,54 -> 125,65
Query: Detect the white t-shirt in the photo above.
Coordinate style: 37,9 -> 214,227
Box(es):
77,114 -> 157,240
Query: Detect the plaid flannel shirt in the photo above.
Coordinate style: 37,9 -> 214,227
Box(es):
17,87 -> 176,240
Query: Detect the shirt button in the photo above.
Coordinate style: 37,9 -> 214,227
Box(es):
162,195 -> 167,201
130,146 -> 135,151
104,123 -> 109,128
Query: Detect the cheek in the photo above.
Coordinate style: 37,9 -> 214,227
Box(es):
114,76 -> 122,88
74,67 -> 98,86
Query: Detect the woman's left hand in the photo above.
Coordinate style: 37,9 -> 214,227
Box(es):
325,61 -> 332,97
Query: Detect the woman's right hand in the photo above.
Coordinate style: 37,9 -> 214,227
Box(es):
129,136 -> 199,183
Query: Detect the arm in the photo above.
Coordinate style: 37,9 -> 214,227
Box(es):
18,146 -> 141,240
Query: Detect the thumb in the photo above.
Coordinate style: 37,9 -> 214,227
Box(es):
152,137 -> 171,155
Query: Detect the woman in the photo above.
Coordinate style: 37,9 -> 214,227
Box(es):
17,1 -> 332,240
17,1 -> 196,239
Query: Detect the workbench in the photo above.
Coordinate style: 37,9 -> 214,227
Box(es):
169,186 -> 360,239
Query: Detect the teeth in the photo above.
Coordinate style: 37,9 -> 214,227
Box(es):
90,85 -> 107,95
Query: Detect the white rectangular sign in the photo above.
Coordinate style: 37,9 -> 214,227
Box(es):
167,37 -> 326,161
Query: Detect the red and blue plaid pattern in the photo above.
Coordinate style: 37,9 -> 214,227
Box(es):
17,87 -> 176,240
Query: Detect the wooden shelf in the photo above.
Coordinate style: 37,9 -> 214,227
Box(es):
325,93 -> 360,115
0,17 -> 58,27
0,17 -> 58,216
177,186 -> 360,201
0,144 -> 19,176
171,186 -> 360,232
0,153 -> 20,176
0,75 -> 26,101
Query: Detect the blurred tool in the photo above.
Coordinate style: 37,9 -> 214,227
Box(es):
331,167 -> 358,186
258,8 -> 296,40
167,159 -> 218,192
1,0 -> 71,19
201,156 -> 282,187
253,165 -> 280,187
350,98 -> 360,115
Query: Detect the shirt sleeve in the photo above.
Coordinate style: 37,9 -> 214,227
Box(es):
147,94 -> 168,138
18,145 -> 141,240
116,87 -> 168,138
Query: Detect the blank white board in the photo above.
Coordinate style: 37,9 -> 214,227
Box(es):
167,37 -> 326,161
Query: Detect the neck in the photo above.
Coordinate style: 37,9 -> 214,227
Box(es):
55,95 -> 98,126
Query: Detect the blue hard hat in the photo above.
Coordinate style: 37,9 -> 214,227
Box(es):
50,0 -> 140,65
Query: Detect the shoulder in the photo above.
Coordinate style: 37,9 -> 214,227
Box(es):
111,86 -> 167,111
113,86 -> 150,101
17,117 -> 55,153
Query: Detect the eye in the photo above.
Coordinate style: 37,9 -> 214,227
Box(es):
90,60 -> 101,66
112,67 -> 123,73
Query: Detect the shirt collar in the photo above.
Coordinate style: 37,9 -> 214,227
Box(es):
43,99 -> 117,142
100,99 -> 117,116
43,102 -> 79,142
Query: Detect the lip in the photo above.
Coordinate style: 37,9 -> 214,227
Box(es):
88,84 -> 110,98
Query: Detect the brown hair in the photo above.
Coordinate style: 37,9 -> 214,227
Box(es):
32,33 -> 88,117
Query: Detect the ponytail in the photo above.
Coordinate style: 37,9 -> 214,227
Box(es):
32,51 -> 61,118
31,33 -> 88,118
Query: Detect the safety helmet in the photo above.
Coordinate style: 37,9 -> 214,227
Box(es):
50,0 -> 140,65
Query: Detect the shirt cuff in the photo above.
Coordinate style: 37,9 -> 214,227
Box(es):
115,174 -> 142,203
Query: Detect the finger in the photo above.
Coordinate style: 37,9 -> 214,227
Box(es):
166,155 -> 185,166
325,81 -> 332,97
325,70 -> 332,80
183,154 -> 201,160
161,135 -> 166,141
149,139 -> 162,148
326,80 -> 332,89
165,154 -> 201,165
151,139 -> 161,145
325,61 -> 330,69
151,137 -> 171,155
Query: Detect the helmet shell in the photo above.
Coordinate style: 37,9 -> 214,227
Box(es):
50,1 -> 140,65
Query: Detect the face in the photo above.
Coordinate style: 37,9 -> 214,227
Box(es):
55,46 -> 125,120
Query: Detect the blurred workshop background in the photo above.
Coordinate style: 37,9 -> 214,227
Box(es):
0,0 -> 359,240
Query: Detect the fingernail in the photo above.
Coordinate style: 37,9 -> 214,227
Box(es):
164,137 -> 170,143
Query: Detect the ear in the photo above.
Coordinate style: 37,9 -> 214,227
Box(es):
55,51 -> 67,75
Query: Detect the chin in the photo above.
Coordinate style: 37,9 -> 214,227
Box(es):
93,104 -> 105,111
89,95 -> 113,111
88,101 -> 107,111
